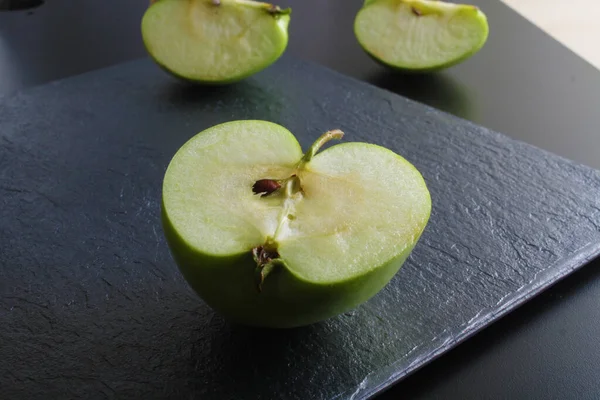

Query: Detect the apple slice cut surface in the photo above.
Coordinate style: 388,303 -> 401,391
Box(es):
163,120 -> 430,284
141,0 -> 290,84
354,0 -> 489,71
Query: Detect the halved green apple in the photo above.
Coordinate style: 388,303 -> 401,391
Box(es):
354,0 -> 489,72
161,120 -> 431,328
141,0 -> 291,84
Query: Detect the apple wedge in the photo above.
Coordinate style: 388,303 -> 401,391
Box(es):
354,0 -> 489,72
141,0 -> 291,84
162,120 -> 431,328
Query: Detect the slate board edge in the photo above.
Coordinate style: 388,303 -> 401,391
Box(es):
361,241 -> 600,399
4,55 -> 600,399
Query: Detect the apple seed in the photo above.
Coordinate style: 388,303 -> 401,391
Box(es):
252,179 -> 281,197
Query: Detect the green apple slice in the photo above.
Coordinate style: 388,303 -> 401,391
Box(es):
354,0 -> 489,72
162,120 -> 431,328
141,0 -> 290,84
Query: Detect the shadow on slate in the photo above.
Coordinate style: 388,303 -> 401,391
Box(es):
1,55 -> 599,400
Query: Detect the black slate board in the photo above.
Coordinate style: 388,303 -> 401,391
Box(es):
1,56 -> 599,400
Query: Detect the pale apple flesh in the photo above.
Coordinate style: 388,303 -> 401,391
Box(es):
141,0 -> 290,84
162,120 -> 431,327
354,0 -> 489,72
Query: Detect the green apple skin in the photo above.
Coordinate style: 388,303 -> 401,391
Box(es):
354,0 -> 489,73
141,0 -> 291,85
162,202 -> 418,328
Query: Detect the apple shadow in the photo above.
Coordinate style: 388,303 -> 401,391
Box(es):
162,81 -> 239,106
367,70 -> 474,121
160,77 -> 287,125
179,312 -> 362,398
0,0 -> 44,11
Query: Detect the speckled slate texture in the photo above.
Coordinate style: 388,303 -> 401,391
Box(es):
1,56 -> 599,400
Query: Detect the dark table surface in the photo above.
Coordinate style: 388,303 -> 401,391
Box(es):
1,0 -> 599,399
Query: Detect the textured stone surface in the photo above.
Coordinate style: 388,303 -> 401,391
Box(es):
1,56 -> 599,399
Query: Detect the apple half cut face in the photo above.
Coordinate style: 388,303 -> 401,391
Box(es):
141,0 -> 291,84
161,120 -> 431,328
354,0 -> 489,72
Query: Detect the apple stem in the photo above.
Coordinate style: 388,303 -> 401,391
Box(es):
298,129 -> 344,168
266,4 -> 291,16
